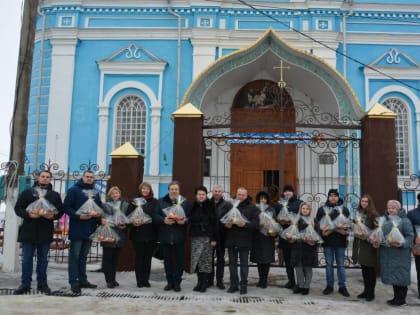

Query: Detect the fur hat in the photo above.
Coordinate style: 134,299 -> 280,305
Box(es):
282,185 -> 294,193
387,200 -> 401,210
328,189 -> 339,197
256,191 -> 270,204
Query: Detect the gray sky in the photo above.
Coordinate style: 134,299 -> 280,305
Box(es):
0,1 -> 22,162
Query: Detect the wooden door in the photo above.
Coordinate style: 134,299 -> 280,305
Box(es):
230,80 -> 296,200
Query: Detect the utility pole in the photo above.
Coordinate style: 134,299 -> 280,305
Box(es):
9,0 -> 39,176
3,0 -> 39,273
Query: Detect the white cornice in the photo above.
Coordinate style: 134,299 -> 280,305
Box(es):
337,33 -> 420,45
97,62 -> 167,74
364,67 -> 420,80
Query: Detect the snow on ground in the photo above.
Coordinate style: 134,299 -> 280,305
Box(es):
0,259 -> 418,315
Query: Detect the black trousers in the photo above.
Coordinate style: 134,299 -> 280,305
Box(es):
361,265 -> 376,298
161,243 -> 185,286
133,240 -> 155,286
211,241 -> 226,283
415,255 -> 420,296
102,247 -> 121,284
282,247 -> 295,283
227,246 -> 250,288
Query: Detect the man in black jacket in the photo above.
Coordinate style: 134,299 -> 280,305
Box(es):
316,188 -> 351,297
275,185 -> 303,289
210,184 -> 232,289
225,187 -> 259,295
152,181 -> 191,292
14,170 -> 63,295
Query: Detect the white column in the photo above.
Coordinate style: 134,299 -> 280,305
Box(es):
312,47 -> 337,68
192,44 -> 216,79
96,103 -> 109,171
149,104 -> 162,176
45,38 -> 78,171
2,188 -> 20,272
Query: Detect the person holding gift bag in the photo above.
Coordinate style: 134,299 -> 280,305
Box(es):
275,185 -> 302,289
407,193 -> 420,299
64,170 -> 103,294
210,184 -> 232,290
352,194 -> 379,302
373,200 -> 414,306
224,187 -> 260,295
100,186 -> 129,288
251,191 -> 279,289
290,203 -> 319,295
127,182 -> 158,288
152,181 -> 191,292
13,170 -> 64,295
316,188 -> 351,297
190,186 -> 217,293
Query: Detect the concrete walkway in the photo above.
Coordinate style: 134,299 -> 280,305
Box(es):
0,259 -> 419,314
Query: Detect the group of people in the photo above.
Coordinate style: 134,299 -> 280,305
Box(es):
12,170 -> 420,307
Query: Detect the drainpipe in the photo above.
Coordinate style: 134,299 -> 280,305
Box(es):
342,1 -> 353,79
34,1 -> 46,170
168,0 -> 182,107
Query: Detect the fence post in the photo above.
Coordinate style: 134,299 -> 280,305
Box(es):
2,187 -> 20,272
361,103 -> 398,214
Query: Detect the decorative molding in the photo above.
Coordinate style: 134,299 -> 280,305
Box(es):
369,48 -> 419,68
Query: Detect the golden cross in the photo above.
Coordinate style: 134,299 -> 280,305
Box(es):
273,59 -> 290,88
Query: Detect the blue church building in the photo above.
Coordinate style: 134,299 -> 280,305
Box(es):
26,0 -> 420,200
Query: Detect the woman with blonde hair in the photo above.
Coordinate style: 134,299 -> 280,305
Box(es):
101,186 -> 130,288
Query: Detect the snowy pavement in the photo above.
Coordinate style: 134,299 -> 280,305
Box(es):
0,259 -> 419,315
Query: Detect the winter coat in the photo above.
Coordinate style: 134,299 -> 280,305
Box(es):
316,199 -> 350,248
275,195 -> 303,249
15,182 -> 63,244
189,198 -> 217,241
290,217 -> 318,267
407,206 -> 420,239
101,199 -> 129,248
352,208 -> 378,267
127,196 -> 158,243
212,197 -> 233,245
152,194 -> 191,245
250,206 -> 276,264
225,197 -> 260,249
63,179 -> 102,241
380,209 -> 414,286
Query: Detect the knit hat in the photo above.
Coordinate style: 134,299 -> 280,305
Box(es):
387,200 -> 401,210
327,189 -> 339,197
282,185 -> 294,193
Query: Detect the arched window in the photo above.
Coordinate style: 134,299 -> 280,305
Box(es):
114,95 -> 146,154
382,97 -> 410,176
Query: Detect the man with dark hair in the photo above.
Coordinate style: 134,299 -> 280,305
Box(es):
210,184 -> 232,289
275,184 -> 302,289
14,170 -> 64,295
407,193 -> 420,299
316,188 -> 351,297
152,181 -> 191,292
64,170 -> 102,294
225,187 -> 259,295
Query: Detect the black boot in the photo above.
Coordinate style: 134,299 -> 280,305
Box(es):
198,273 -> 208,293
193,273 -> 201,292
260,264 -> 269,289
365,268 -> 376,301
256,265 -> 263,287
387,286 -> 397,305
393,286 -> 407,306
285,266 -> 296,289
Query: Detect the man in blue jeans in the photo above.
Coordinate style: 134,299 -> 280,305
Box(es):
316,189 -> 351,297
64,170 -> 102,294
14,170 -> 63,295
